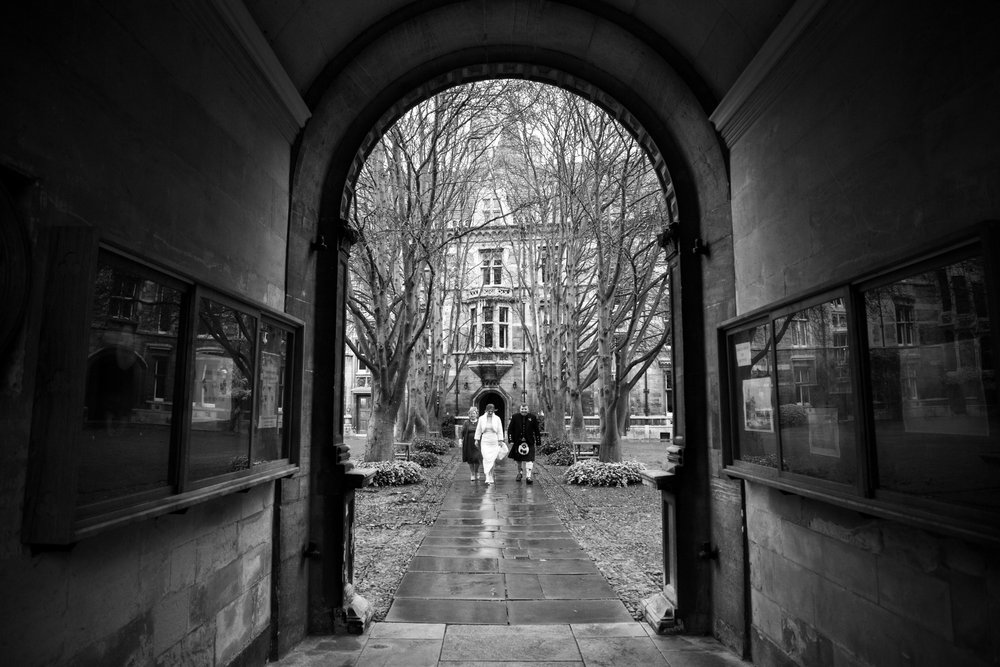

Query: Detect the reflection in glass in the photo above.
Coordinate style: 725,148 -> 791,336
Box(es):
730,324 -> 777,468
775,299 -> 857,484
80,257 -> 181,505
865,256 -> 999,509
253,323 -> 288,464
189,298 -> 255,480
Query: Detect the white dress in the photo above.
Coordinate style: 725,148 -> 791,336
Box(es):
475,413 -> 505,482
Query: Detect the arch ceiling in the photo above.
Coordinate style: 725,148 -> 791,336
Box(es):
245,0 -> 792,110
274,0 -> 775,243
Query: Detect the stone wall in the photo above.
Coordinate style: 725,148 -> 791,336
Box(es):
730,0 -> 1000,313
0,1 -> 307,663
0,486 -> 275,665
747,484 -> 998,665
725,1 -> 1000,665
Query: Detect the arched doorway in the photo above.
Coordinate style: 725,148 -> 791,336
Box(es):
290,1 -> 735,643
476,391 -> 507,427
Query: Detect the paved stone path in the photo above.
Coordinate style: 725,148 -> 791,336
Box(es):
277,462 -> 750,665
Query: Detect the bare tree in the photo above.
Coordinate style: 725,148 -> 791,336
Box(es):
495,83 -> 672,457
572,98 -> 672,461
348,82 -> 513,461
493,84 -> 601,441
350,80 -> 672,462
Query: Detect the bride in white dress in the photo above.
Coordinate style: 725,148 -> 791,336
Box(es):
474,403 -> 505,485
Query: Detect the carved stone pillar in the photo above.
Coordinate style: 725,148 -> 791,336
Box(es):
331,468 -> 374,634
640,466 -> 682,633
308,219 -> 375,634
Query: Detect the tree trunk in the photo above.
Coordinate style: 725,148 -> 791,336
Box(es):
365,396 -> 403,461
569,391 -> 586,439
402,401 -> 428,440
596,294 -> 622,461
616,390 -> 630,435
550,393 -> 568,440
599,391 -> 624,462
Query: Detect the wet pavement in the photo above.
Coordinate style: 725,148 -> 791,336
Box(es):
276,462 -> 750,666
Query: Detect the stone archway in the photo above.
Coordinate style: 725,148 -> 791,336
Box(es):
289,0 -> 736,642
476,390 -> 507,427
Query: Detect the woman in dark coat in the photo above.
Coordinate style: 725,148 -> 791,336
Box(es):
461,406 -> 481,481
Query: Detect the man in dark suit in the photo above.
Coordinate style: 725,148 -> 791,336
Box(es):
507,403 -> 542,484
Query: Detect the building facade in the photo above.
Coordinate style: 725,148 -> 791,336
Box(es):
345,194 -> 674,436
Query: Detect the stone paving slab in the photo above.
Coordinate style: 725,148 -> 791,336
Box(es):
439,624 -> 580,662
431,518 -> 524,526
570,621 -> 649,637
419,537 -> 509,547
281,635 -> 365,666
498,559 -> 599,574
424,526 -> 567,537
407,556 -> 499,573
511,538 -> 582,547
432,516 -> 560,524
420,537 -> 581,548
385,599 -> 508,624
416,546 -> 505,558
508,548 -> 590,559
576,636 -> 672,666
646,634 -> 752,664
508,573 -> 617,599
506,600 -> 634,624
354,638 -> 442,666
395,572 -> 506,599
394,572 -> 619,602
369,623 -> 446,639
435,507 -> 494,513
504,574 -> 544,599
423,530 -> 500,540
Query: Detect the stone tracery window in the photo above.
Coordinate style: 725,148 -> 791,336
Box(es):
481,249 -> 503,285
499,306 -> 508,348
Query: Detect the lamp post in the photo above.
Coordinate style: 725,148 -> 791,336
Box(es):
454,359 -> 460,414
521,357 -> 527,404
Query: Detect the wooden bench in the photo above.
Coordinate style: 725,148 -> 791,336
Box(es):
573,441 -> 599,462
393,442 -> 411,461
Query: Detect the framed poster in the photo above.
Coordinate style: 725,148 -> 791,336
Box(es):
807,407 -> 841,457
257,350 -> 280,429
743,377 -> 774,433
